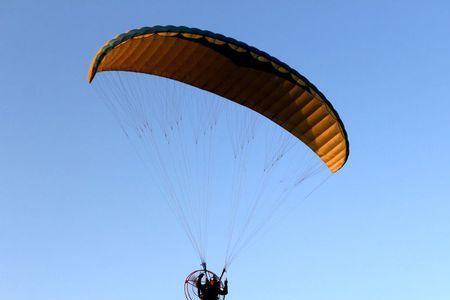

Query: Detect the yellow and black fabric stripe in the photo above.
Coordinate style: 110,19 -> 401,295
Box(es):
87,25 -> 349,172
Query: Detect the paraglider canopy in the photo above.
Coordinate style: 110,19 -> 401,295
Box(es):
88,25 -> 349,172
87,25 -> 350,272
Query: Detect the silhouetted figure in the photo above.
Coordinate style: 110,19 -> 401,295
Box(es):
196,273 -> 228,300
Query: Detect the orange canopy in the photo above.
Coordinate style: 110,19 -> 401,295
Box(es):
88,26 -> 349,172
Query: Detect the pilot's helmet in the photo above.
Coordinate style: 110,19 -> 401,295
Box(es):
210,276 -> 218,285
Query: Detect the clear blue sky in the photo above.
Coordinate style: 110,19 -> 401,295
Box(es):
1,1 -> 450,300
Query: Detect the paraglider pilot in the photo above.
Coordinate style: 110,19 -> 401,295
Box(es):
196,264 -> 228,300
